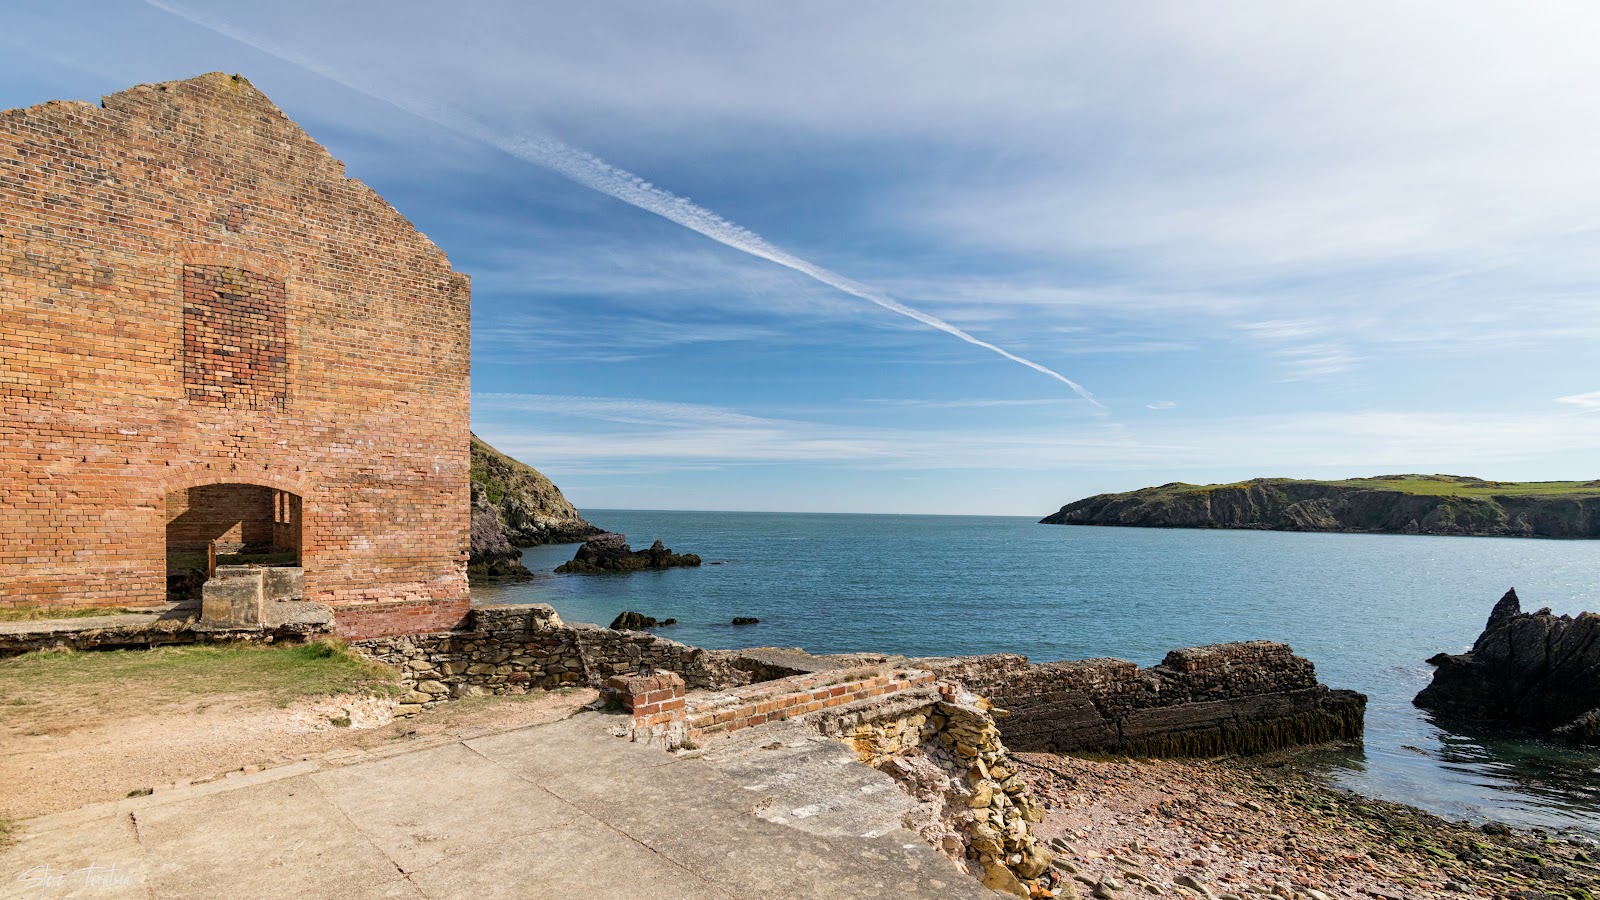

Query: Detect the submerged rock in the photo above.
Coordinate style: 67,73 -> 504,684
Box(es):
555,533 -> 702,574
732,616 -> 760,625
1414,588 -> 1600,744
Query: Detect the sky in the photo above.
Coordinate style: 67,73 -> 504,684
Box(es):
4,1 -> 1599,515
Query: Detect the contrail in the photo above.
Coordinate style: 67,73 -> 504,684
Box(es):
144,0 -> 1103,408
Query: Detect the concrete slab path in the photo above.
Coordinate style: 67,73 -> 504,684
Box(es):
2,711 -> 991,899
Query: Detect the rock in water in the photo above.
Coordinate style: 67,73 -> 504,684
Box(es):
555,533 -> 702,574
609,610 -> 658,630
1414,588 -> 1600,743
732,616 -> 759,625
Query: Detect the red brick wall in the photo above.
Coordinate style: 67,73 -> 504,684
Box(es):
165,483 -> 279,551
0,73 -> 471,620
181,265 -> 288,409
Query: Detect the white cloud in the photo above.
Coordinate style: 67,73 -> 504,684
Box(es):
1146,401 -> 1177,410
475,393 -> 1600,479
1556,391 -> 1600,412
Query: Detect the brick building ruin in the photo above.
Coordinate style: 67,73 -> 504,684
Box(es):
1,73 -> 472,637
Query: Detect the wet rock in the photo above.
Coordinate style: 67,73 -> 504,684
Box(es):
609,610 -> 660,630
555,533 -> 702,574
732,616 -> 760,625
1415,588 -> 1600,743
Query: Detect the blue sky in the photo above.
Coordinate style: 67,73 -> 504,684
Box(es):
6,2 -> 1599,514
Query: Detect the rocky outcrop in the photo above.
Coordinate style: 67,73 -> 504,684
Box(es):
470,433 -> 601,546
1415,589 -> 1600,744
555,533 -> 702,574
467,482 -> 533,581
921,641 -> 1366,758
1041,475 -> 1600,538
609,610 -> 676,630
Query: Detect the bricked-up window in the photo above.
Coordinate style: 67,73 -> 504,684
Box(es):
182,265 -> 287,408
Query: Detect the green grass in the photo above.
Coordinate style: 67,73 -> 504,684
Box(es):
0,640 -> 399,711
0,606 -> 143,623
1144,475 -> 1600,500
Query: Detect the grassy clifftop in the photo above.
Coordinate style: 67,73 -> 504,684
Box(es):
1041,475 -> 1600,538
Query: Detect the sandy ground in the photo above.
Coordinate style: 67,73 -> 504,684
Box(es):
1016,752 -> 1597,900
1,686 -> 597,821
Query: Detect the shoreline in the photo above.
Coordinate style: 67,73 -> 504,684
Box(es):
1019,749 -> 1597,899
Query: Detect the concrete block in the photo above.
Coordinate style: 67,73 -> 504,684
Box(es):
201,568 -> 265,626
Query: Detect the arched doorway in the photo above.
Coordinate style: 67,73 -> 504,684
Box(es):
165,483 -> 302,603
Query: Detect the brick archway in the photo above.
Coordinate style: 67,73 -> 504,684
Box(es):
164,481 -> 304,603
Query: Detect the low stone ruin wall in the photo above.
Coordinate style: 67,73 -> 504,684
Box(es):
351,604 -> 738,715
920,640 -> 1365,757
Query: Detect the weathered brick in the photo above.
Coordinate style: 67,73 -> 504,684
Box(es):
0,74 -> 470,632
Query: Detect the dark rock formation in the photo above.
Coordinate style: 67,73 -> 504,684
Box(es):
921,641 -> 1366,757
1415,589 -> 1600,744
1041,476 -> 1600,538
470,433 -> 602,546
732,617 -> 760,625
555,533 -> 702,574
467,483 -> 533,581
610,611 -> 659,630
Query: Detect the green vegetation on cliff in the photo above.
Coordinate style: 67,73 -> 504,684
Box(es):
1041,475 -> 1600,538
468,434 -> 601,581
470,434 -> 601,546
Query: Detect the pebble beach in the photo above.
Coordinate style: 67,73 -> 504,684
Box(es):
1017,752 -> 1596,900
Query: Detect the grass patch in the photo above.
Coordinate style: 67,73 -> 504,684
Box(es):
0,606 -> 143,623
0,640 -> 399,713
0,818 -> 13,849
1142,475 -> 1600,500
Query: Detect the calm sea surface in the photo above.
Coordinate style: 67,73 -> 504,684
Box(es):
472,510 -> 1600,835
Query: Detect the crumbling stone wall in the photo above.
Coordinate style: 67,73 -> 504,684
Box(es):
352,605 -> 726,715
809,686 -> 1057,898
0,73 -> 470,633
921,641 -> 1365,757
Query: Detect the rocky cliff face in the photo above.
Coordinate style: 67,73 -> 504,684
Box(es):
470,434 -> 602,546
1414,589 -> 1600,744
467,482 -> 533,581
1041,477 -> 1600,538
466,434 -> 601,582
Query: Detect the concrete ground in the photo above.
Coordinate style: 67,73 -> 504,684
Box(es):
1,710 -> 991,899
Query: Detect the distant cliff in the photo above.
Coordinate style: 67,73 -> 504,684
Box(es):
468,434 -> 601,581
1040,475 -> 1600,538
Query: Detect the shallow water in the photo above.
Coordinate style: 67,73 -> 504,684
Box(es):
472,509 -> 1600,834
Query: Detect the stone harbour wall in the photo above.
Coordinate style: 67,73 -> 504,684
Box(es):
921,641 -> 1366,757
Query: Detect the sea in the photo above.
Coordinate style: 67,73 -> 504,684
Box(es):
471,509 -> 1600,837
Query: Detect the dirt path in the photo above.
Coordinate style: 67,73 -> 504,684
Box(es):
2,684 -> 596,821
1016,752 -> 1596,900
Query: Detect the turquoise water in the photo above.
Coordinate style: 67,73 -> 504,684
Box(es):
472,510 -> 1600,835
